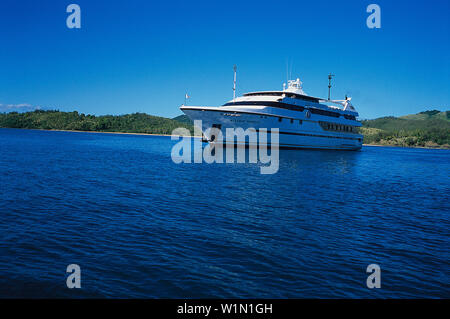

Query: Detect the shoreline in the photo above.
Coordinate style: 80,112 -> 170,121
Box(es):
1,127 -> 448,149
1,127 -> 202,138
362,143 -> 449,150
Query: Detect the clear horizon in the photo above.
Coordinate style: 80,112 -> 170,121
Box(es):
1,0 -> 449,119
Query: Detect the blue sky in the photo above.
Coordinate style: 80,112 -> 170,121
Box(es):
0,0 -> 448,119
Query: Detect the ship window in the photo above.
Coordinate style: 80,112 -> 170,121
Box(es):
344,114 -> 356,120
223,101 -> 305,112
309,108 -> 340,118
290,119 -> 293,124
299,120 -> 303,125
278,117 -> 282,122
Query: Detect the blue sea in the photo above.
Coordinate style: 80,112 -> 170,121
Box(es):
0,128 -> 449,298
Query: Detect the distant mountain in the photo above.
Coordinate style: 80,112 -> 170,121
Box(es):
361,110 -> 450,148
0,103 -> 45,113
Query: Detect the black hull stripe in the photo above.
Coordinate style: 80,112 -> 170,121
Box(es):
181,107 -> 360,125
222,101 -> 354,119
182,107 -> 298,120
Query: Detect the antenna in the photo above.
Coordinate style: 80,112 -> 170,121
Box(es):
289,61 -> 293,82
286,59 -> 289,83
233,65 -> 237,101
328,73 -> 335,100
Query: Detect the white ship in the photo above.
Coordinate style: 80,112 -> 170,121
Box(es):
180,77 -> 363,150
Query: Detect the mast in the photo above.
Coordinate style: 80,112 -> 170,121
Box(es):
233,65 -> 237,101
328,73 -> 335,101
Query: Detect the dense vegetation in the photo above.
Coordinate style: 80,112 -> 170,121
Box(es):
172,114 -> 193,125
0,110 -> 193,135
361,110 -> 450,148
1,109 -> 449,148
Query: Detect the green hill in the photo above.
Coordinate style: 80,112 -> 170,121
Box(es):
361,110 -> 450,148
399,110 -> 450,121
172,114 -> 193,125
0,110 -> 194,135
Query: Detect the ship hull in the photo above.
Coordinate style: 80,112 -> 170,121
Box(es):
181,107 -> 363,151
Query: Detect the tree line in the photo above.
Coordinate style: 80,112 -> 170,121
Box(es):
0,110 -> 193,135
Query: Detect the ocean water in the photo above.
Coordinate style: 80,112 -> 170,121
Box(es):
0,128 -> 449,298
